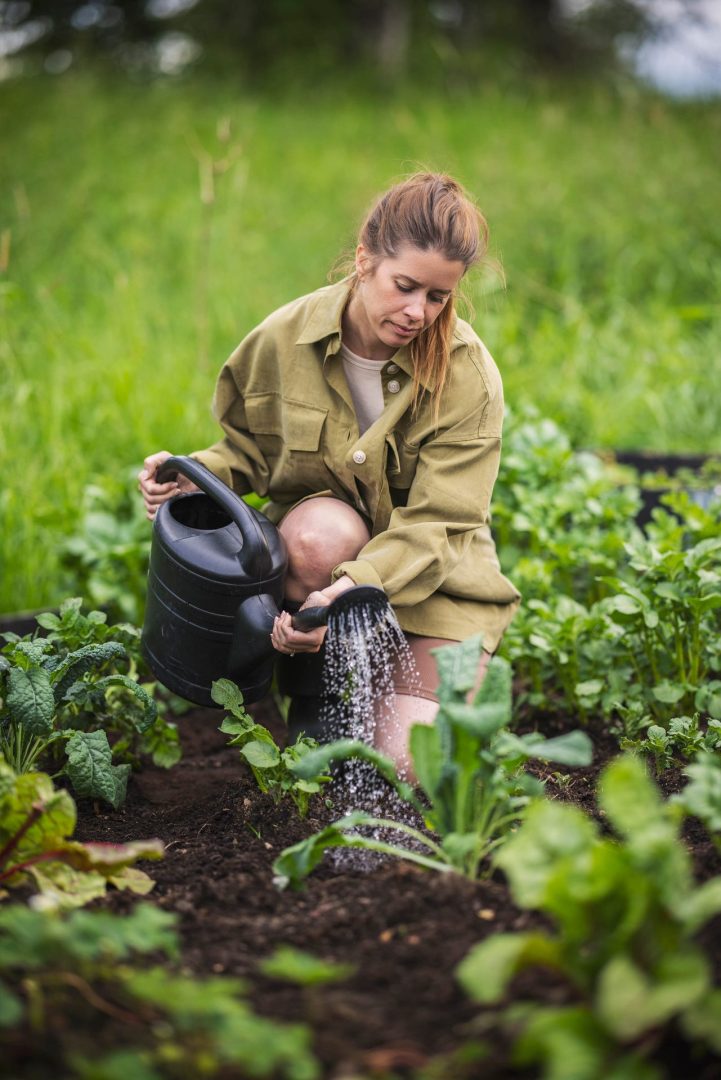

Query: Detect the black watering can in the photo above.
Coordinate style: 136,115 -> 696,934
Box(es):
141,456 -> 388,707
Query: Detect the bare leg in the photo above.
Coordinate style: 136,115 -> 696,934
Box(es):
278,497 -> 370,601
374,645 -> 492,784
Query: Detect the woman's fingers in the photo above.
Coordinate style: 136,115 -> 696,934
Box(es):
271,611 -> 326,654
138,451 -> 183,519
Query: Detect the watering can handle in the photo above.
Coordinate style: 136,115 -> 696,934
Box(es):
291,606 -> 330,631
156,455 -> 273,578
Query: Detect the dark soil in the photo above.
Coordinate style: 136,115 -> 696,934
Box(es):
5,697 -> 721,1079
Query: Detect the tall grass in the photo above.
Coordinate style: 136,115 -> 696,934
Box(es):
1,72 -> 720,612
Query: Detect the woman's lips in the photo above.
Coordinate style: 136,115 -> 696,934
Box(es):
390,322 -> 419,336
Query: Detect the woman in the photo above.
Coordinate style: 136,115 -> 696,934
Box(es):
139,172 -> 520,778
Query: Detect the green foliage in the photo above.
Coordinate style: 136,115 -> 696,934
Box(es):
456,755 -> 721,1079
493,406 -> 642,606
59,468 -> 152,625
0,902 -> 318,1080
503,515 -> 721,737
673,752 -> 721,851
273,640 -> 591,888
212,679 -> 331,818
622,715 -> 721,775
259,945 -> 355,987
2,73 -> 720,614
0,753 -> 162,907
0,599 -> 178,801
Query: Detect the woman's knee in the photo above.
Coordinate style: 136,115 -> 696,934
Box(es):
279,497 -> 370,593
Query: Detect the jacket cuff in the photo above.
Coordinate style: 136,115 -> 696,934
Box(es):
332,559 -> 385,592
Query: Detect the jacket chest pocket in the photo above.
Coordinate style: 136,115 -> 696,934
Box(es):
245,393 -> 329,492
245,394 -> 327,452
386,432 -> 420,490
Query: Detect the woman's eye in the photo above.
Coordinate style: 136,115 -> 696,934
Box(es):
430,294 -> 446,305
396,282 -> 413,293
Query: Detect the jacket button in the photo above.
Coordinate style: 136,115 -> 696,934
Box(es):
387,379 -> 401,394
386,363 -> 400,374
352,450 -> 366,465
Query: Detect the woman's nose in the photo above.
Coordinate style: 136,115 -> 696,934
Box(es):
404,294 -> 425,321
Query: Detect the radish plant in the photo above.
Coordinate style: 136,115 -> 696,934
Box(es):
273,638 -> 592,888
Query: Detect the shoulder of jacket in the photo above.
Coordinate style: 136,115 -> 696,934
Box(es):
449,316 -> 503,405
251,286 -> 326,337
254,281 -> 347,342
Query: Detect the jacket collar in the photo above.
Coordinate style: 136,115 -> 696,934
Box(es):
295,277 -> 439,391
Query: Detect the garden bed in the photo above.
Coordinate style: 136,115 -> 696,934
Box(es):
5,693 -> 718,1079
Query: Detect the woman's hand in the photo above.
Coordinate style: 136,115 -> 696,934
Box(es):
270,576 -> 356,655
137,451 -> 199,520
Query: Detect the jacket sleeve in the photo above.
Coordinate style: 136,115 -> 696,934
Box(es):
190,328 -> 272,497
333,387 -> 504,607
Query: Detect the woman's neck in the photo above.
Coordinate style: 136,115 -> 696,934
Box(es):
342,291 -> 396,363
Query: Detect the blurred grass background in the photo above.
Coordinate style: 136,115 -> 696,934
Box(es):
1,69 -> 720,612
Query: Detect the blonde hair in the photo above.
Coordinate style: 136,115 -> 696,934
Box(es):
348,172 -> 489,421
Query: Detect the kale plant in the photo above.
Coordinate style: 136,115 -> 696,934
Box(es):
622,714 -> 721,775
673,751 -> 721,852
502,526 -> 721,738
0,598 -> 177,806
457,755 -> 721,1080
273,638 -> 591,888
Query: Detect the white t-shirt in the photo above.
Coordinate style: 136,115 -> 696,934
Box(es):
340,343 -> 387,434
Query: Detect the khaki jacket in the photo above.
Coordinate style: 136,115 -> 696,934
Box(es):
192,280 -> 520,650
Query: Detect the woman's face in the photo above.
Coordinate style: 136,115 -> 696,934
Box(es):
345,242 -> 465,362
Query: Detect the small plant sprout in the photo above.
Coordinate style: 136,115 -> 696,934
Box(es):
260,945 -> 355,1024
212,679 -> 331,817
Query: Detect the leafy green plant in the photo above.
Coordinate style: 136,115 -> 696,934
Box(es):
0,903 -> 318,1080
212,679 -> 331,818
0,753 -> 162,907
672,752 -> 721,852
456,755 -> 721,1080
493,406 -> 642,607
622,715 -> 721,775
273,638 -> 592,888
502,522 -> 721,737
598,533 -> 721,720
501,594 -> 624,721
0,599 -> 179,802
59,468 -> 152,626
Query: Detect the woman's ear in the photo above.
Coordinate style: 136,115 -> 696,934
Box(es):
355,243 -> 372,279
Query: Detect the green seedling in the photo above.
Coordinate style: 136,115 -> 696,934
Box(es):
213,679 -> 331,818
260,944 -> 355,1024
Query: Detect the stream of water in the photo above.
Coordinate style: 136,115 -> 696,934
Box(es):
318,601 -> 425,867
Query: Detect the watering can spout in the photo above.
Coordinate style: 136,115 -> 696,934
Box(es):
229,593 -> 278,670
